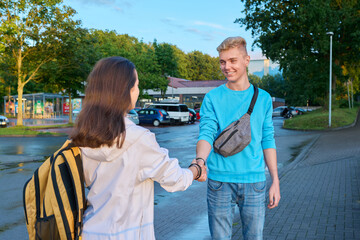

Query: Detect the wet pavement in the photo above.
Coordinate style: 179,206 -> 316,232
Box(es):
1,116 -> 357,239
7,116 -> 70,127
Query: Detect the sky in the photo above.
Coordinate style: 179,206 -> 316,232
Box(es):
64,0 -> 264,59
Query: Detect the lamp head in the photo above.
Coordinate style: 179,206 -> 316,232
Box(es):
326,32 -> 334,35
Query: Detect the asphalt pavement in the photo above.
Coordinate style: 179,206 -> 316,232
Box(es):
0,116 -> 359,239
153,116 -> 360,240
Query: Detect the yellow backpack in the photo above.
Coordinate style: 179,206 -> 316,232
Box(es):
23,140 -> 86,240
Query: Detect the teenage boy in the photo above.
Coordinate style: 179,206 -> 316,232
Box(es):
196,37 -> 281,239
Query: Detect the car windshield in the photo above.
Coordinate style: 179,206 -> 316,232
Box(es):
129,109 -> 137,114
180,105 -> 188,112
160,109 -> 167,115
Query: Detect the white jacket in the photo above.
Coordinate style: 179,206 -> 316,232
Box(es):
81,118 -> 193,240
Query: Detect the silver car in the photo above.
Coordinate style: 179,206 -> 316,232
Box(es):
272,106 -> 287,117
272,106 -> 298,117
0,115 -> 9,127
126,109 -> 139,125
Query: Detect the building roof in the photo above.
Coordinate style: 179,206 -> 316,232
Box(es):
168,77 -> 227,88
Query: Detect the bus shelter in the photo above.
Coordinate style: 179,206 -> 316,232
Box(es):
3,93 -> 67,118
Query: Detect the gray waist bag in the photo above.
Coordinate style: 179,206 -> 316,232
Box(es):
213,86 -> 258,157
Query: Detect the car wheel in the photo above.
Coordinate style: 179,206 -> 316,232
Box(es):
153,119 -> 160,127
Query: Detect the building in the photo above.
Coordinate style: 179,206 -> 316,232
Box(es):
144,77 -> 284,109
248,59 -> 281,78
144,78 -> 227,109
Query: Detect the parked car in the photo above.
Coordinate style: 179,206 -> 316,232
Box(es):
137,108 -> 170,126
195,108 -> 201,120
294,107 -> 305,115
188,108 -> 197,124
273,106 -> 301,117
126,109 -> 139,125
0,115 -> 9,127
272,106 -> 286,117
148,103 -> 189,124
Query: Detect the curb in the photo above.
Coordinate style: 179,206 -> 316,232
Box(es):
278,134 -> 320,180
328,108 -> 360,131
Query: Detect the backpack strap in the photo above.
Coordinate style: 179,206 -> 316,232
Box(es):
61,147 -> 86,240
50,143 -> 85,240
247,86 -> 259,115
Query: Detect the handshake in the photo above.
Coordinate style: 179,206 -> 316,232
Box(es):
188,157 -> 207,182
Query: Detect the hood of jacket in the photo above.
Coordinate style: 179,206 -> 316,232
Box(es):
80,117 -> 148,163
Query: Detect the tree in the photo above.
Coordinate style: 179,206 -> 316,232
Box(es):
250,73 -> 286,100
236,0 -> 360,106
39,27 -> 97,123
187,51 -> 224,81
0,0 -> 80,125
0,51 -> 17,113
132,40 -> 168,98
154,40 -> 179,78
172,45 -> 189,79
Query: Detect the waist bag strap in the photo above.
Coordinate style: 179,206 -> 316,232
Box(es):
247,86 -> 259,115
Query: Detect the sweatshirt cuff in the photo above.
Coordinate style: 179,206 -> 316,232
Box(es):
198,136 -> 214,146
262,141 -> 276,150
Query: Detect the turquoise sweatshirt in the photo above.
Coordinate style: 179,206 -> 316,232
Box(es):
198,84 -> 276,183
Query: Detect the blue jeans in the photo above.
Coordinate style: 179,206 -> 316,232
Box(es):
207,179 -> 266,240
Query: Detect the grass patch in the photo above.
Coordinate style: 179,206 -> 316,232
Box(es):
28,123 -> 74,129
0,123 -> 73,136
283,107 -> 359,130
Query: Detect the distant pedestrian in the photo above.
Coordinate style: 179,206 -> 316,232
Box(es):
195,37 -> 281,239
70,56 -> 207,239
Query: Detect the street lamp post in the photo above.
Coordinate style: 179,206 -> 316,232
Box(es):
326,31 -> 333,128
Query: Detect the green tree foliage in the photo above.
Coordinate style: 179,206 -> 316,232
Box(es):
1,3 -> 229,118
172,45 -> 189,79
186,51 -> 224,81
0,0 -> 80,125
154,40 -> 178,77
236,0 -> 360,106
132,41 -> 168,97
248,74 -> 261,88
250,73 -> 285,98
38,27 -> 97,123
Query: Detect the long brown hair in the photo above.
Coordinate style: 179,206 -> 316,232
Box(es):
70,56 -> 136,148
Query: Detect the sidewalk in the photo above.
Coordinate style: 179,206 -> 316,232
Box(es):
233,114 -> 360,239
154,114 -> 360,239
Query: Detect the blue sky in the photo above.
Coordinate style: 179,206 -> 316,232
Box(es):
64,0 -> 264,59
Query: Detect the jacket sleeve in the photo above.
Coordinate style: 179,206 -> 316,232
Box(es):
136,131 -> 193,192
198,93 -> 219,145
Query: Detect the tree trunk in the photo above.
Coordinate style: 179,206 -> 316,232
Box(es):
16,48 -> 23,126
17,83 -> 24,126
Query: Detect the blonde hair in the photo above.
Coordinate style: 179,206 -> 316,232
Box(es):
217,37 -> 248,55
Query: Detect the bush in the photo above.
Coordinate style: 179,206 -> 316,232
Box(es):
338,99 -> 350,108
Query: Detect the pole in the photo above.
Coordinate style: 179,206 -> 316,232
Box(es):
327,32 -> 333,128
347,80 -> 351,109
351,79 -> 354,109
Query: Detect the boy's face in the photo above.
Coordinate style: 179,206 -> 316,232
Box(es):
219,47 -> 250,83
